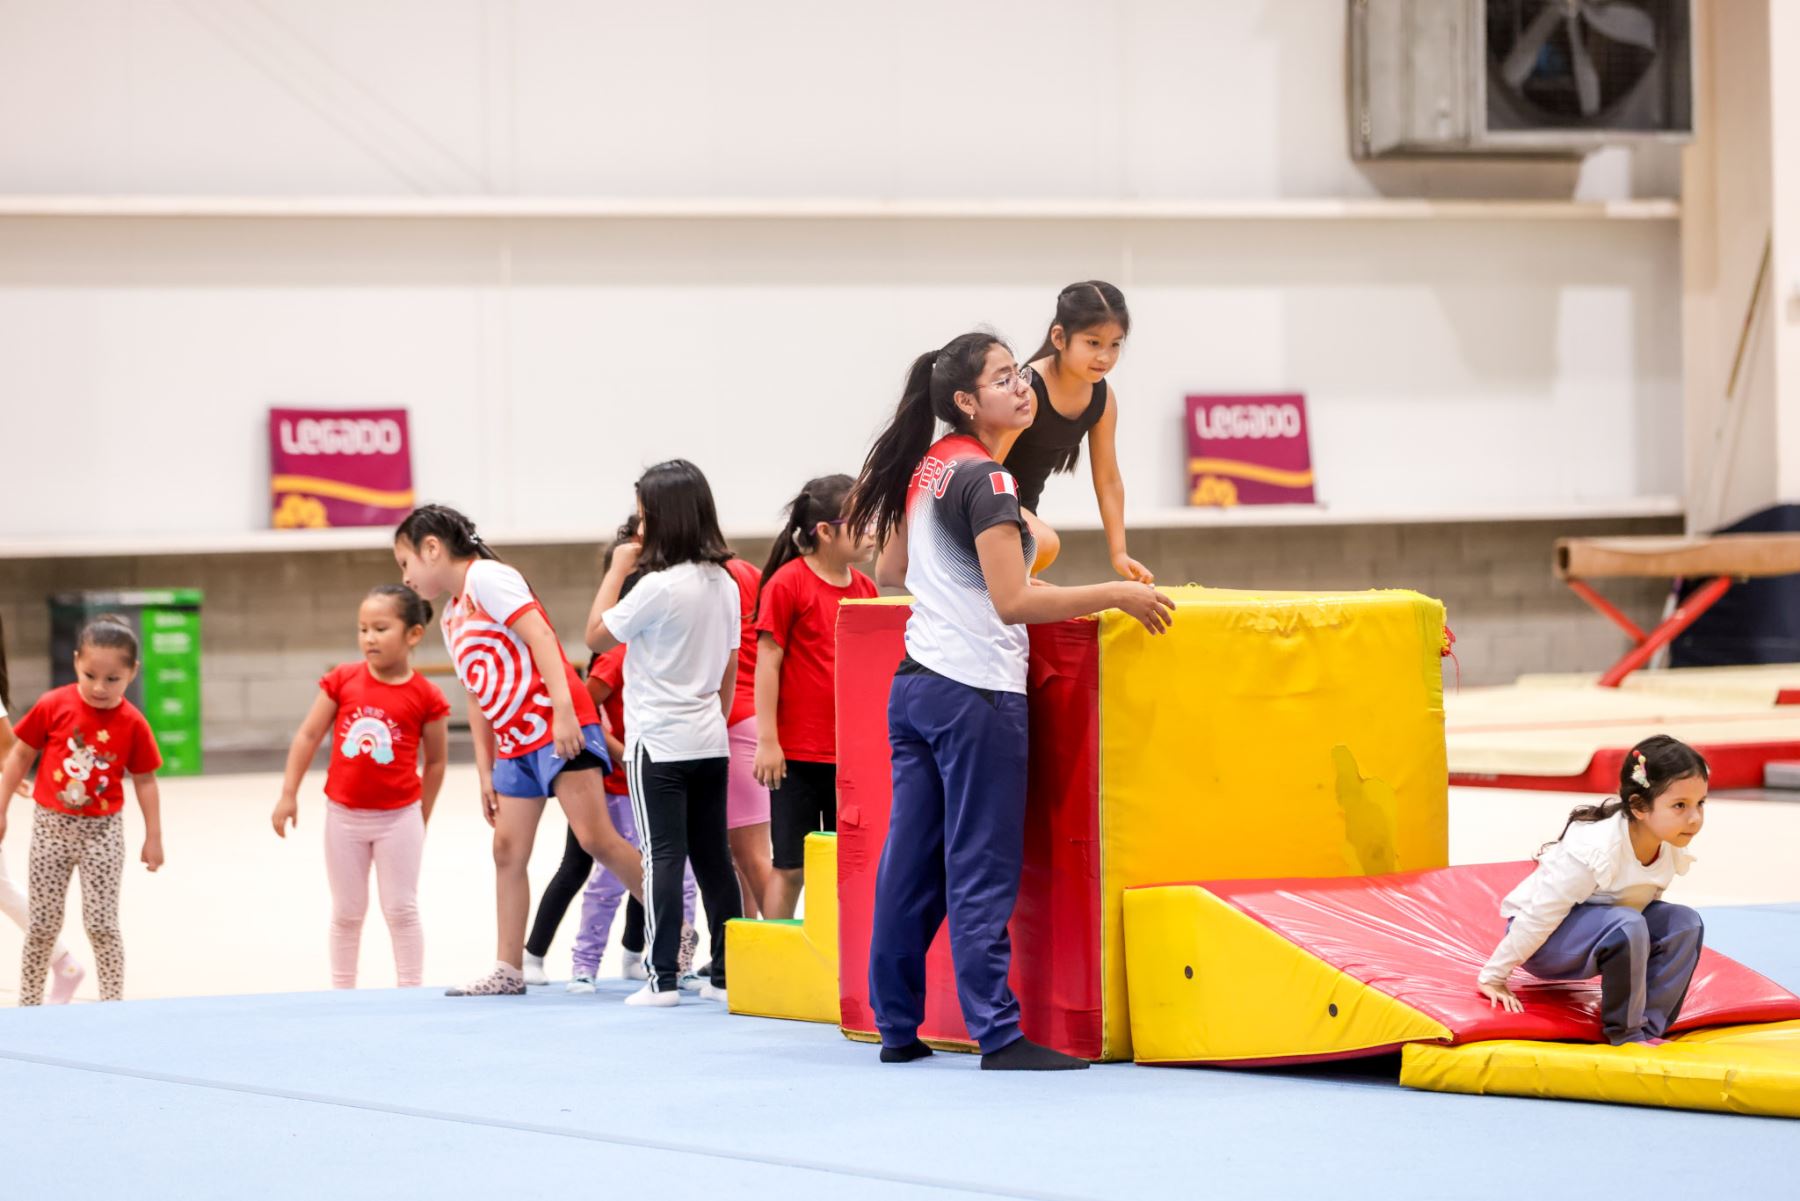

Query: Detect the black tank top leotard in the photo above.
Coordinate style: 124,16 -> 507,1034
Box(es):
1006,373 -> 1109,513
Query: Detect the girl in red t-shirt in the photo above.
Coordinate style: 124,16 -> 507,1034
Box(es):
752,472 -> 877,919
0,615 -> 87,1003
272,585 -> 450,988
0,616 -> 166,1005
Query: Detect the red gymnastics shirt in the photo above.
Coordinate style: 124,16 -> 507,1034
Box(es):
586,647 -> 631,796
725,558 -> 762,727
320,662 -> 451,810
442,560 -> 599,759
756,557 -> 877,762
13,685 -> 162,817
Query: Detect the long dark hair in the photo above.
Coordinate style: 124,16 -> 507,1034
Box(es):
757,474 -> 854,617
394,504 -> 501,562
846,332 -> 1005,548
1551,734 -> 1709,845
366,584 -> 434,629
1030,280 -> 1130,365
0,612 -> 11,712
636,460 -> 731,571
78,614 -> 141,669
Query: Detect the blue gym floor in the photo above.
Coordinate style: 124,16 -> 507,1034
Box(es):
6,905 -> 1798,1201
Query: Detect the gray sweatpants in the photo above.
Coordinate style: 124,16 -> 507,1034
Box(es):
1522,900 -> 1704,1044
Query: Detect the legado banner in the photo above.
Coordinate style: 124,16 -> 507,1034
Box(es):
269,408 -> 415,528
1185,393 -> 1317,507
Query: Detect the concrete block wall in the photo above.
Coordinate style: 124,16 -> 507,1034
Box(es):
0,515 -> 1680,758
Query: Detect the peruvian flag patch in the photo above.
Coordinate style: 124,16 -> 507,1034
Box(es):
989,471 -> 1017,497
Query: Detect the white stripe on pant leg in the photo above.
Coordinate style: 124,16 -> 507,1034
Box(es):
627,742 -> 661,992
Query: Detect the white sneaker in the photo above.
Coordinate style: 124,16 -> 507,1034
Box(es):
624,983 -> 680,1008
522,952 -> 549,987
566,974 -> 596,994
677,969 -> 706,993
678,923 -> 699,975
48,953 -> 86,1006
698,981 -> 727,1003
622,955 -> 649,981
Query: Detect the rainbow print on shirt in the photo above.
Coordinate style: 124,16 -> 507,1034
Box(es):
339,708 -> 401,766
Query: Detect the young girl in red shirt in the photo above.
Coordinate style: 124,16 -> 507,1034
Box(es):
0,615 -> 87,1003
0,616 -> 165,1004
396,504 -> 644,997
752,472 -> 877,919
722,553 -> 772,921
271,585 -> 451,988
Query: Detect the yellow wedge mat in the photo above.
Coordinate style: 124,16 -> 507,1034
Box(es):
1400,1020 -> 1800,1118
726,833 -> 839,1024
1124,884 -> 1450,1065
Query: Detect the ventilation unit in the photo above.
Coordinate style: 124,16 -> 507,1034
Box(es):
1350,0 -> 1694,157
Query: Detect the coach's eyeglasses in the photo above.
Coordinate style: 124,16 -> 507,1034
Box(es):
980,365 -> 1035,394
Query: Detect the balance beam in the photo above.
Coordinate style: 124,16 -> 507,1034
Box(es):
1554,533 -> 1800,687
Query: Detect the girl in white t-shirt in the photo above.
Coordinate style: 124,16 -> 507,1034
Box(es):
586,460 -> 743,1006
0,615 -> 86,1002
1478,734 -> 1708,1045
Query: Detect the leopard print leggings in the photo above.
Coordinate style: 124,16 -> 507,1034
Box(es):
20,807 -> 124,1005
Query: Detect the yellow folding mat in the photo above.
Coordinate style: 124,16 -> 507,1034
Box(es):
1095,588 -> 1451,1059
1401,1020 -> 1800,1118
725,833 -> 839,1025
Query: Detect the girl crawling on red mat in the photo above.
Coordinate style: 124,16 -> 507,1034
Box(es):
1477,734 -> 1708,1045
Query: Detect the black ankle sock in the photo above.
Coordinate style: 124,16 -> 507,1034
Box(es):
879,1039 -> 934,1063
980,1036 -> 1090,1071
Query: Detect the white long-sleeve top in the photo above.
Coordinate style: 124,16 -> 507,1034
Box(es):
1478,810 -> 1695,988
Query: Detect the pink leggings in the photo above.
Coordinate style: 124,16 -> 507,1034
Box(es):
324,800 -> 425,988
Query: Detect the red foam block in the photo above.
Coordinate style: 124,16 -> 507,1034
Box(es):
835,603 -> 1105,1058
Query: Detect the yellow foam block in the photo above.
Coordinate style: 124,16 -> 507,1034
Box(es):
1096,588 -> 1450,1060
1400,1020 -> 1800,1118
726,833 -> 839,1024
1124,884 -> 1450,1065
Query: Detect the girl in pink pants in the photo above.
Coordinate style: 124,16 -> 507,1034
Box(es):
273,586 -> 450,988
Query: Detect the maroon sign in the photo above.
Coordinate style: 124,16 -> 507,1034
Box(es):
1185,393 -> 1317,507
269,408 -> 415,529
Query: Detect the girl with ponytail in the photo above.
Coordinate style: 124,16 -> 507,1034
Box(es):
752,473 -> 876,919
271,585 -> 449,989
1007,281 -> 1151,583
1478,734 -> 1710,1045
395,504 -> 644,997
847,331 -> 1174,1071
0,614 -> 89,1003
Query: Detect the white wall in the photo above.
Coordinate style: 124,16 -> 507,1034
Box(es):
0,0 -> 1679,201
1679,0 -> 1800,532
0,1 -> 1685,540
1769,0 -> 1800,504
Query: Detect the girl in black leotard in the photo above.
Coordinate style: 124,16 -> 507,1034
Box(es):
1008,281 -> 1152,583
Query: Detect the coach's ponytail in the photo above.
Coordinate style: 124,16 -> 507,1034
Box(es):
847,332 -> 1003,548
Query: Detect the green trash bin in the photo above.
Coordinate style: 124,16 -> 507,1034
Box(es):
50,589 -> 204,777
